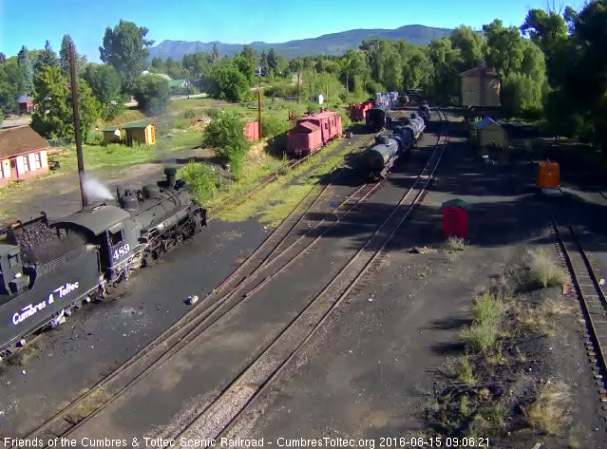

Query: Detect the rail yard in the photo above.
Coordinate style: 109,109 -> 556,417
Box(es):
3,0 -> 607,445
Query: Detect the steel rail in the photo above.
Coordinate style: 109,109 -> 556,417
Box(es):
17,133 -> 377,444
173,110 -> 449,445
552,219 -> 607,385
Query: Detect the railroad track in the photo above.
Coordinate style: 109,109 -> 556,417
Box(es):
173,110 -> 449,446
212,136 -> 349,213
14,113 -> 444,444
14,132 -> 377,445
552,220 -> 607,403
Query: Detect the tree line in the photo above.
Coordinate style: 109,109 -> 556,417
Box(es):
0,1 -> 605,151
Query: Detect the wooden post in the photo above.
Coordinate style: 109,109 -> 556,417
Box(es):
257,89 -> 262,141
297,71 -> 300,104
326,85 -> 329,111
69,42 -> 88,207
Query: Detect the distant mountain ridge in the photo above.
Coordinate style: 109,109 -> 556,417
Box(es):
148,25 -> 452,60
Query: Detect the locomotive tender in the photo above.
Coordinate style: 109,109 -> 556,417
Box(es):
362,112 -> 426,181
0,167 -> 206,357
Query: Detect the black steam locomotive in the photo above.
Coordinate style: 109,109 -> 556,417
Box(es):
0,167 -> 206,358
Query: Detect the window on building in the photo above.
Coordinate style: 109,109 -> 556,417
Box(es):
22,156 -> 29,172
33,153 -> 41,170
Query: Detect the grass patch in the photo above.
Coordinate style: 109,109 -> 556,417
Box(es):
460,291 -> 505,354
524,381 -> 571,435
512,296 -> 572,336
213,138 -> 352,225
444,356 -> 478,385
461,324 -> 499,354
444,236 -> 465,252
527,248 -> 567,288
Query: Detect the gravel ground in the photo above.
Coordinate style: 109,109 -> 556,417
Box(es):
227,115 -> 606,449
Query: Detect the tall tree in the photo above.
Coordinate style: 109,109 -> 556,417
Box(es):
81,63 -> 122,105
482,20 -> 525,77
17,46 -> 33,93
30,65 -> 100,139
267,48 -> 279,76
210,44 -> 220,63
34,40 -> 59,74
450,26 -> 485,69
99,20 -> 153,91
59,35 -> 77,76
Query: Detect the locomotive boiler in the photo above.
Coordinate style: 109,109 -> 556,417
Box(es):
0,167 -> 206,358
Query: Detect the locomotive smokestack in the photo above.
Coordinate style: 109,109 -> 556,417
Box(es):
165,167 -> 177,187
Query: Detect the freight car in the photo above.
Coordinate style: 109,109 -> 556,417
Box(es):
0,167 -> 206,359
419,104 -> 432,120
362,113 -> 426,181
287,110 -> 342,157
366,107 -> 392,132
349,101 -> 374,122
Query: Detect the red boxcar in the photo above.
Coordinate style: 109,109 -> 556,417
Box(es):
243,121 -> 259,142
349,101 -> 374,122
287,111 -> 342,157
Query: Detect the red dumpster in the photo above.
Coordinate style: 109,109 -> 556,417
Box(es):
441,199 -> 471,239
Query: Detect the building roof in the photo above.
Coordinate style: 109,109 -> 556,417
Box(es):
0,125 -> 48,160
53,203 -> 130,236
460,66 -> 499,78
293,122 -> 320,133
102,126 -> 120,132
475,117 -> 502,130
168,79 -> 188,88
15,94 -> 33,103
121,120 -> 154,129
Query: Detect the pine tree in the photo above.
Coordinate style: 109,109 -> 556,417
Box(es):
35,40 -> 59,74
59,35 -> 74,76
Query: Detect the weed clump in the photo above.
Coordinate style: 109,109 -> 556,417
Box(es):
527,249 -> 567,288
524,381 -> 571,435
444,236 -> 466,252
460,291 -> 505,354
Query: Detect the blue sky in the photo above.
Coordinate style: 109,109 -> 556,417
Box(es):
0,0 -> 581,61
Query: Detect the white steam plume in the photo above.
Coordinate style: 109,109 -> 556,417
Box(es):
83,177 -> 115,201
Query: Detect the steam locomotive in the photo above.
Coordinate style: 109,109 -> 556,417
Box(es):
0,167 -> 206,358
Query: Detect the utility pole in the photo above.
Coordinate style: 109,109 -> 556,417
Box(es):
69,42 -> 88,207
257,89 -> 262,141
296,71 -> 300,104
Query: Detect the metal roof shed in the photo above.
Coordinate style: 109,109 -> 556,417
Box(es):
474,117 -> 507,148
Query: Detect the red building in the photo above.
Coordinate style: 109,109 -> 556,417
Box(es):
15,95 -> 34,114
0,126 -> 50,185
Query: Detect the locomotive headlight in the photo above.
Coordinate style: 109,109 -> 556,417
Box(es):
14,273 -> 21,279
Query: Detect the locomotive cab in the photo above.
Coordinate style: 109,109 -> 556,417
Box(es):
0,245 -> 29,296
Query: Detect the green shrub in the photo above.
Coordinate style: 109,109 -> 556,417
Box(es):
262,115 -> 291,139
183,110 -> 196,119
202,110 -> 250,178
461,323 -> 498,354
86,130 -> 104,146
178,162 -> 216,203
473,291 -> 505,327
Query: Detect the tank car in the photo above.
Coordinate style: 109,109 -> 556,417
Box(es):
0,167 -> 206,359
362,135 -> 400,181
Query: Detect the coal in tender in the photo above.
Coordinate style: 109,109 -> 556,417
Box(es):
8,222 -> 86,265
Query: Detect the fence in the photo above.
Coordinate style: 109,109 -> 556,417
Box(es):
47,137 -> 73,148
